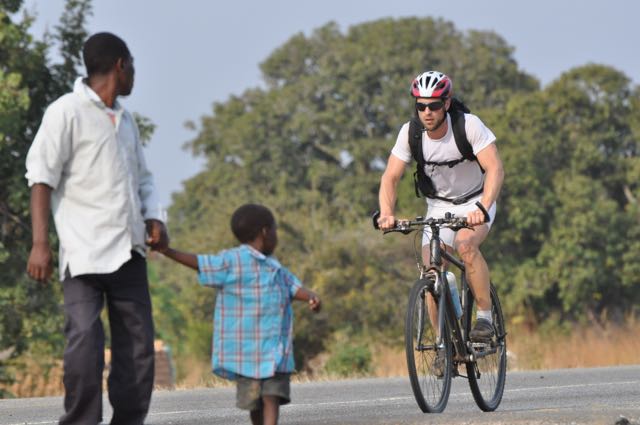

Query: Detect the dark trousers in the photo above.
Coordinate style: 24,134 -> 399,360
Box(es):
59,252 -> 155,425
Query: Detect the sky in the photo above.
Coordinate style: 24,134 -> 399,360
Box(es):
20,0 -> 640,208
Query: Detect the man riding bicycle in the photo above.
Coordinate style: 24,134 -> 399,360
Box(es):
377,70 -> 504,342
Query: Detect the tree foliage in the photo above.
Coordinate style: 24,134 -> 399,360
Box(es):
158,19 -> 640,372
0,0 -> 92,394
2,12 -> 640,390
489,64 -> 640,324
156,17 -> 545,372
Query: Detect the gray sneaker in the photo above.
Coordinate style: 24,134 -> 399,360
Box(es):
470,318 -> 495,342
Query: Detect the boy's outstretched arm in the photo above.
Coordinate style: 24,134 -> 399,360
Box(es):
161,247 -> 199,271
294,287 -> 321,312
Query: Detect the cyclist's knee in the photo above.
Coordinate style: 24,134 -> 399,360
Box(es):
456,240 -> 481,263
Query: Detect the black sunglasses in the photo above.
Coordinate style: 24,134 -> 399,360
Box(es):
415,100 -> 445,112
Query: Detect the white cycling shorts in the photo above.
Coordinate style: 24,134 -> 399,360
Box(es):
421,197 -> 497,248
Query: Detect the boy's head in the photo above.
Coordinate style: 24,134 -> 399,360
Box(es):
231,204 -> 277,255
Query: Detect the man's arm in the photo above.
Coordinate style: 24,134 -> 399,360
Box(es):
131,116 -> 169,251
27,183 -> 54,282
471,144 -> 504,225
378,155 -> 407,229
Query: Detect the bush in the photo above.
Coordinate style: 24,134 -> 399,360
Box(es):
324,343 -> 372,377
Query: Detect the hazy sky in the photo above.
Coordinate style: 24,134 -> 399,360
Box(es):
21,0 -> 640,207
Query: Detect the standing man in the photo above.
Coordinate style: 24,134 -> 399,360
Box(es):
25,32 -> 168,425
378,70 -> 504,341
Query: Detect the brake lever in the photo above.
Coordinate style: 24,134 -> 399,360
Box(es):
475,201 -> 490,223
372,211 -> 381,230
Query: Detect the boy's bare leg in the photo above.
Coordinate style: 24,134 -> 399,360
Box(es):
250,408 -> 263,425
262,396 -> 280,425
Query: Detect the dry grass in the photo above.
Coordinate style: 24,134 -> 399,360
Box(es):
3,319 -> 639,397
172,355 -> 232,389
371,344 -> 408,377
5,357 -> 65,398
507,318 -> 640,370
367,318 -> 640,373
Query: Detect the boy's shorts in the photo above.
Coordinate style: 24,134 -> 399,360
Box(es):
236,373 -> 291,411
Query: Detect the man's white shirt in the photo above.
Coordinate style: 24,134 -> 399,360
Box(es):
26,77 -> 164,278
391,113 -> 496,207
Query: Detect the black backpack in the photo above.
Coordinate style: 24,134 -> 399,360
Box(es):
409,98 -> 484,204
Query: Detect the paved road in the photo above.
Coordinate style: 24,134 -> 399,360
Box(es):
2,366 -> 639,425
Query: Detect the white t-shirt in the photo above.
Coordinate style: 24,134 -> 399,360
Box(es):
391,113 -> 496,207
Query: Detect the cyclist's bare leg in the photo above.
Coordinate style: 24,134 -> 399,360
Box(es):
454,225 -> 491,311
421,244 -> 455,331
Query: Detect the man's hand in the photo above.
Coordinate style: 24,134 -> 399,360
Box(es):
27,242 -> 53,283
377,214 -> 396,230
145,219 -> 169,252
466,208 -> 488,226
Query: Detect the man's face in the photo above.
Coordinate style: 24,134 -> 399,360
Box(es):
117,56 -> 135,96
416,97 -> 449,132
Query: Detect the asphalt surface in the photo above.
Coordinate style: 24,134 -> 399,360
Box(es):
1,365 -> 639,425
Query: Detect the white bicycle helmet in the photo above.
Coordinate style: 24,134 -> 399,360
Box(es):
410,71 -> 452,98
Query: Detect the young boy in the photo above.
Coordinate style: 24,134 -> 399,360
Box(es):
158,203 -> 321,425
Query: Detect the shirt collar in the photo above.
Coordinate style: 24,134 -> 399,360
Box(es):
73,77 -> 122,113
242,244 -> 267,260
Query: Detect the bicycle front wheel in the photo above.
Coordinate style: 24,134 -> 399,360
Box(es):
465,282 -> 507,411
405,278 -> 452,413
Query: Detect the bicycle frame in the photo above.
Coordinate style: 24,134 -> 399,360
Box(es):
372,204 -> 495,364
373,204 -> 506,412
423,225 -> 472,364
423,235 -> 500,368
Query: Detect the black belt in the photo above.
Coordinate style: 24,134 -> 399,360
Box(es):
427,187 -> 484,205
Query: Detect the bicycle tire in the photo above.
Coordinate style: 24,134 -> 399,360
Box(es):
405,278 -> 452,413
465,282 -> 507,411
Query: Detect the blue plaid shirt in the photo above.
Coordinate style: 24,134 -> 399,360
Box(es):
197,245 -> 302,380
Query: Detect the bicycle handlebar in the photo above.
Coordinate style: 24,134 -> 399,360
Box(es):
372,201 -> 490,233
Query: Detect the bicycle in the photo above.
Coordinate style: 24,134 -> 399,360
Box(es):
372,202 -> 507,413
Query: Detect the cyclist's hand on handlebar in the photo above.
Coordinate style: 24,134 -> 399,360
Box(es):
466,208 -> 488,226
377,214 -> 396,230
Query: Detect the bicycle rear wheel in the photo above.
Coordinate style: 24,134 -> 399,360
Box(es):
405,278 -> 452,413
465,282 -> 507,411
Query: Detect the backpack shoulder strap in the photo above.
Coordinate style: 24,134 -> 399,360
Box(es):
408,117 -> 425,166
449,98 -> 475,162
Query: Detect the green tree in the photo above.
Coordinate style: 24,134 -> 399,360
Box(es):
486,65 -> 640,324
0,0 -> 92,395
156,17 -> 538,372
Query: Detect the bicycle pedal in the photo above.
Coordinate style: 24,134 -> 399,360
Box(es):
471,342 -> 491,350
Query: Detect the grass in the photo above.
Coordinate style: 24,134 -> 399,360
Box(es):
369,318 -> 640,374
3,318 -> 639,397
507,318 -> 640,370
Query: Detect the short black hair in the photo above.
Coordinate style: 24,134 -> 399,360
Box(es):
230,204 -> 275,243
82,32 -> 131,76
